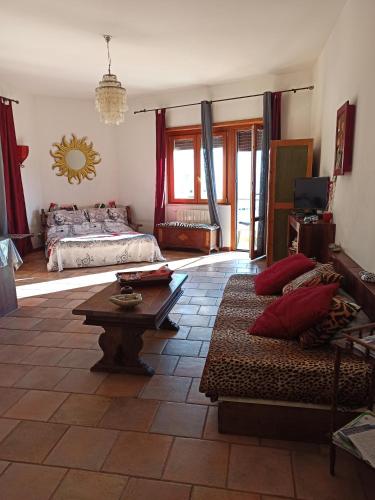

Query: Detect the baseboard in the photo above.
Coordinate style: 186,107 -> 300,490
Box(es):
220,247 -> 230,252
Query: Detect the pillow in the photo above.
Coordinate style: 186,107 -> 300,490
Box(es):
103,221 -> 131,234
71,222 -> 93,236
299,296 -> 361,348
249,283 -> 339,339
88,207 -> 128,225
47,209 -> 87,227
254,253 -> 316,295
282,263 -> 342,294
46,224 -> 72,240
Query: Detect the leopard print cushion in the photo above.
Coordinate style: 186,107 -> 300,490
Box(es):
282,263 -> 342,294
199,274 -> 370,407
299,296 -> 361,349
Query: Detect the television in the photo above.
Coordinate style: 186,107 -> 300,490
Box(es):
294,177 -> 329,211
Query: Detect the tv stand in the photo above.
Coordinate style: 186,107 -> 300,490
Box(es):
287,215 -> 336,263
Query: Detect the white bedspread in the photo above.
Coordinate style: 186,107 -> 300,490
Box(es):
46,231 -> 165,272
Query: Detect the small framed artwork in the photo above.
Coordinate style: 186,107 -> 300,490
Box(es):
334,101 -> 356,175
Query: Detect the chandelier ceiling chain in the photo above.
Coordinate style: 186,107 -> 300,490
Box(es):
104,34 -> 112,75
95,34 -> 128,125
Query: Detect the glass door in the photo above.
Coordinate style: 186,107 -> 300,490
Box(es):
235,126 -> 263,256
236,130 -> 252,250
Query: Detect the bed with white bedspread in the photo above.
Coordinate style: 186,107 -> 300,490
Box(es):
44,207 -> 164,272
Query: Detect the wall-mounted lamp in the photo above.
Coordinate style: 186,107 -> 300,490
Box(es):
16,145 -> 29,168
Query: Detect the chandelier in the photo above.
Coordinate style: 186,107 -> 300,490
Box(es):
95,35 -> 128,125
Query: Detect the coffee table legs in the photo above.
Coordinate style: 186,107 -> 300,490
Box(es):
91,326 -> 155,376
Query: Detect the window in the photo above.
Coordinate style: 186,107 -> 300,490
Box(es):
166,118 -> 263,251
167,129 -> 227,204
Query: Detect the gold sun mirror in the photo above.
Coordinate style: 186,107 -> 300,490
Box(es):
50,134 -> 101,184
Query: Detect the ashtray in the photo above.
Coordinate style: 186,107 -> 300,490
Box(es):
109,293 -> 143,309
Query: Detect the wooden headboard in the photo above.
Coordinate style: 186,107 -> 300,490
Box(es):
330,251 -> 375,321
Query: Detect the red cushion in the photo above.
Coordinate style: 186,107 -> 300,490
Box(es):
249,284 -> 339,339
255,253 -> 315,295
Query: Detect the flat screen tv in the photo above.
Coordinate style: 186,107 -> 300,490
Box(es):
294,177 -> 329,210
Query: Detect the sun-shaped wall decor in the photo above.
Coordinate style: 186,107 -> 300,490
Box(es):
50,134 -> 101,184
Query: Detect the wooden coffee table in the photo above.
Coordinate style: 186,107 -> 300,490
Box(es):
73,273 -> 187,376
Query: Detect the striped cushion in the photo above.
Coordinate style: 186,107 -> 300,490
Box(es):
282,263 -> 342,295
156,221 -> 219,230
299,296 -> 361,348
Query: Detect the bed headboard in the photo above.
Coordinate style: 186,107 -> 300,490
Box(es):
330,251 -> 375,321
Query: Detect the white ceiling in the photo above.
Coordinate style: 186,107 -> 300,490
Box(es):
0,0 -> 346,99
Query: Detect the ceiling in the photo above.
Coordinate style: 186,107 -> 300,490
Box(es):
0,0 -> 346,99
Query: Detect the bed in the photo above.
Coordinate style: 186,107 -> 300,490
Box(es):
42,206 -> 165,272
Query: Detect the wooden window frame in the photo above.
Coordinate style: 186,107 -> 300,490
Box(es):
167,128 -> 228,205
166,118 -> 263,250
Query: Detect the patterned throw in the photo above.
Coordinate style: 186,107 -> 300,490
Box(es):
299,296 -> 361,348
156,221 -> 219,230
282,262 -> 342,294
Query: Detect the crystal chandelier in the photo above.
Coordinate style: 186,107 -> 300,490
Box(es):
95,35 -> 128,125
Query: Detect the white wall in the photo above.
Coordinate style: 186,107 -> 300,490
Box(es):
33,96 -> 120,208
0,85 -> 120,246
116,69 -> 314,246
311,0 -> 375,271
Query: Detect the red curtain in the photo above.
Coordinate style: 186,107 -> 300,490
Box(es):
153,108 -> 166,232
0,100 -> 32,256
271,91 -> 282,140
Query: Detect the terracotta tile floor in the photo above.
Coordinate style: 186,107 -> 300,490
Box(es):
0,249 -> 372,499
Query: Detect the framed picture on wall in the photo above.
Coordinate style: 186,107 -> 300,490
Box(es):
334,101 -> 356,176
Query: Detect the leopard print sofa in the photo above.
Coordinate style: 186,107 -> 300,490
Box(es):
199,274 -> 371,407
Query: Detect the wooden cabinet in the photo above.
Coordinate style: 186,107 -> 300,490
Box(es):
266,139 -> 313,265
156,226 -> 219,254
287,216 -> 336,263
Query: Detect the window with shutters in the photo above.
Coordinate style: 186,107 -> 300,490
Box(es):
166,119 -> 263,251
167,129 -> 227,204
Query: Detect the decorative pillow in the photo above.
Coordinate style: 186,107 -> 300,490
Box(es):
103,221 -> 131,234
282,263 -> 342,294
254,253 -> 316,296
320,270 -> 343,284
88,207 -> 128,225
71,222 -> 93,236
299,296 -> 361,348
46,224 -> 72,240
249,283 -> 339,339
46,209 -> 87,227
89,222 -> 104,232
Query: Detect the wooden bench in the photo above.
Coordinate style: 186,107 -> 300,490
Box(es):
155,222 -> 219,254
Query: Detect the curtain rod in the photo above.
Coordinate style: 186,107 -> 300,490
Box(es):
0,95 -> 19,104
133,85 -> 314,114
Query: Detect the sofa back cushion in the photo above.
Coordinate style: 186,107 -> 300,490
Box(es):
249,283 -> 339,339
282,262 -> 342,294
255,253 -> 315,295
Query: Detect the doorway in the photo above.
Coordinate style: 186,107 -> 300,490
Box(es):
234,125 -> 263,258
